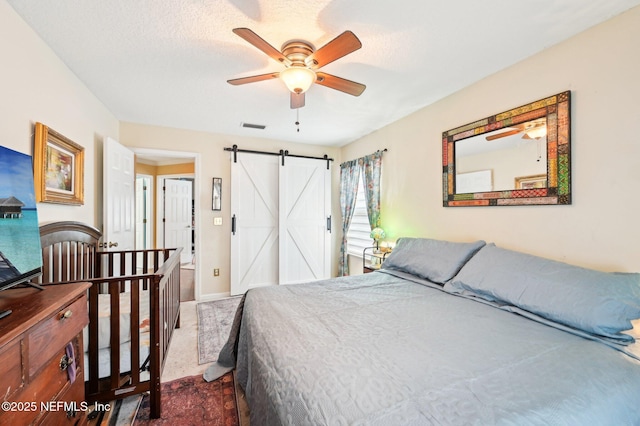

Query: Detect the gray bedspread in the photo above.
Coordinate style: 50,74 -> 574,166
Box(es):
207,271 -> 640,425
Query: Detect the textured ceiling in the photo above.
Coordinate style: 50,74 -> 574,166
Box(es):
7,0 -> 640,146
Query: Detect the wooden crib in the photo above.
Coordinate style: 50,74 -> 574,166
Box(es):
38,221 -> 182,418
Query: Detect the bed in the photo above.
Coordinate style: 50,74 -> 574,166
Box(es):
208,238 -> 640,425
38,221 -> 182,419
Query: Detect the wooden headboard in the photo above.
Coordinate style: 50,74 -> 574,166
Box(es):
38,221 -> 102,284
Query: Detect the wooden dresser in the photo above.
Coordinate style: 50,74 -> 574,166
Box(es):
0,283 -> 90,426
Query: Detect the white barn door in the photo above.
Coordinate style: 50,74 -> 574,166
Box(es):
230,153 -> 331,295
279,157 -> 331,285
230,154 -> 279,296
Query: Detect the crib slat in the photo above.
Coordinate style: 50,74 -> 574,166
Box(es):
143,252 -> 149,291
109,280 -> 121,391
107,252 -> 114,281
149,274 -> 161,418
131,277 -> 141,386
87,282 -> 100,395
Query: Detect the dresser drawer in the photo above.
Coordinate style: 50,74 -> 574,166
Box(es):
0,339 -> 22,399
38,375 -> 86,426
2,335 -> 83,425
28,294 -> 88,377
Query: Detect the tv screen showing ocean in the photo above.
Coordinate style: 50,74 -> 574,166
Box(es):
0,145 -> 42,278
0,209 -> 42,274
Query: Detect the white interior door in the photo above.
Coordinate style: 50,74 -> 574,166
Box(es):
163,178 -> 192,264
103,137 -> 135,251
230,153 -> 279,296
279,157 -> 331,284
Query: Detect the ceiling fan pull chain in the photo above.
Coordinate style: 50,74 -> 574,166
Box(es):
295,108 -> 300,132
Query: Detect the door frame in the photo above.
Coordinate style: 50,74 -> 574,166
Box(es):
135,173 -> 154,250
132,148 -> 201,299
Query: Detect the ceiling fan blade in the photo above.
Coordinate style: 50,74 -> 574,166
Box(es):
290,92 -> 305,109
485,128 -> 522,141
315,72 -> 366,96
232,28 -> 292,66
307,31 -> 362,69
227,72 -> 279,85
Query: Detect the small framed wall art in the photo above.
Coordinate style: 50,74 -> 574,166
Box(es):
212,177 -> 222,210
33,122 -> 84,205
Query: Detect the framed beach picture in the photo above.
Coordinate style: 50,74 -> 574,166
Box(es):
0,145 -> 43,291
33,122 -> 84,205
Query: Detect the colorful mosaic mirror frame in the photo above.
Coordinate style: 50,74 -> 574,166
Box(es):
443,91 -> 571,207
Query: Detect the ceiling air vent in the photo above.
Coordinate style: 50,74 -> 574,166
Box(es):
241,122 -> 266,130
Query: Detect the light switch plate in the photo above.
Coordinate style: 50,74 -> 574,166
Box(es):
214,217 -> 222,226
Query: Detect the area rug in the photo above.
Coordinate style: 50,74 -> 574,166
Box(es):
135,372 -> 238,425
197,297 -> 242,365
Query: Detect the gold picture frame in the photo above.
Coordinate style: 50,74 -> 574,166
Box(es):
33,122 -> 84,205
515,174 -> 547,189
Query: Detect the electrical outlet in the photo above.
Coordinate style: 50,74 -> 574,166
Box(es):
213,268 -> 220,277
214,217 -> 222,226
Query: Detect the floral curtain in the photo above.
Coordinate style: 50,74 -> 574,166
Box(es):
360,151 -> 383,230
338,159 -> 361,276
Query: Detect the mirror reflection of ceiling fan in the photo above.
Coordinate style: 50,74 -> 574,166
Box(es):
486,118 -> 547,141
227,28 -> 366,109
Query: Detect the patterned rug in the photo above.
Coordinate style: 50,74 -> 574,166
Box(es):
197,297 -> 242,365
135,373 -> 238,425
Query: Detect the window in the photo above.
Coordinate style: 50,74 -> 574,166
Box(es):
346,175 -> 373,257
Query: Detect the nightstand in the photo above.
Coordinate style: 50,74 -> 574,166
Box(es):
363,246 -> 392,273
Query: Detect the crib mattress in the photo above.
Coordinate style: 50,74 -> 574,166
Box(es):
83,331 -> 151,381
83,290 -> 150,352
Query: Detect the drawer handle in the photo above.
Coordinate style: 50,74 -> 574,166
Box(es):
59,309 -> 73,321
59,354 -> 74,371
66,408 -> 77,418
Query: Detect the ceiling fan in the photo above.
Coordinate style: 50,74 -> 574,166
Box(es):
485,118 -> 547,141
227,28 -> 366,109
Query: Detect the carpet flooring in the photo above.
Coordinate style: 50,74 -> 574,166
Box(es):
197,297 -> 242,365
134,373 -> 238,425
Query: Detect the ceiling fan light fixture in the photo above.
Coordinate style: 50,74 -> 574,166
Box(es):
526,126 -> 547,139
280,66 -> 316,94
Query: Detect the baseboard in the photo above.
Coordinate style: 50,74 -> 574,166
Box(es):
197,292 -> 233,302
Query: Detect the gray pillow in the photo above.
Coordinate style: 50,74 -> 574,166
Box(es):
381,237 -> 485,284
445,244 -> 640,341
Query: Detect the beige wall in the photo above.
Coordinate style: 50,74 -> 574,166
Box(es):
342,5 -> 640,273
157,162 -> 195,175
120,122 -> 341,298
1,1 -> 119,227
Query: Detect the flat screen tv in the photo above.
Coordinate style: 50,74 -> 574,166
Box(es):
0,145 -> 43,292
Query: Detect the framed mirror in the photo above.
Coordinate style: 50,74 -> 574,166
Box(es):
443,91 -> 571,207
